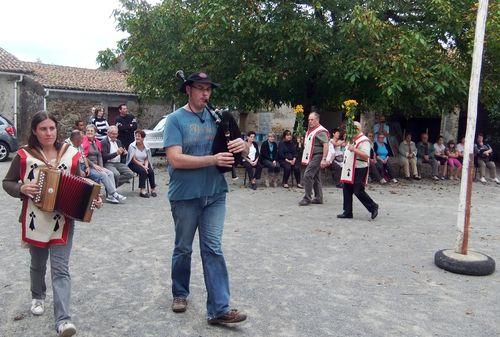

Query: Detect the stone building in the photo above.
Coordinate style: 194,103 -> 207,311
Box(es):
0,47 -> 169,144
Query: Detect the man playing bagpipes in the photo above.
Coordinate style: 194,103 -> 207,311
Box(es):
164,72 -> 248,324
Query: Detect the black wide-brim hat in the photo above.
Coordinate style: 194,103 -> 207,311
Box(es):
179,72 -> 220,93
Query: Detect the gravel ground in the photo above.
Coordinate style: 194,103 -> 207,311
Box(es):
0,158 -> 499,337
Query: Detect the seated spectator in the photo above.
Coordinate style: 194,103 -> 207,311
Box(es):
474,133 -> 499,184
81,125 -> 126,204
127,130 -> 158,197
447,140 -> 462,180
373,115 -> 390,143
365,132 -> 385,184
456,137 -> 465,163
241,131 -> 261,190
417,132 -> 440,180
434,135 -> 448,180
374,133 -> 398,183
399,132 -> 421,180
326,128 -> 345,187
101,125 -> 134,187
259,133 -> 280,187
278,130 -> 302,188
91,106 -> 110,141
295,135 -> 305,161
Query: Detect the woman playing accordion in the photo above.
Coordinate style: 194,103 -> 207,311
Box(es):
2,111 -> 102,337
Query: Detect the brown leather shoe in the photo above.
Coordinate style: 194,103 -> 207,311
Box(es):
207,309 -> 247,325
311,199 -> 323,204
171,297 -> 187,313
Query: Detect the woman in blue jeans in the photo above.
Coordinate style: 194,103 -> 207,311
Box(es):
2,111 -> 102,336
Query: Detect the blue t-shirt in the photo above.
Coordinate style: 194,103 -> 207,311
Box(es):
375,141 -> 389,160
163,107 -> 228,201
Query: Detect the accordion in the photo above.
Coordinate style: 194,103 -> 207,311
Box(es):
33,167 -> 101,222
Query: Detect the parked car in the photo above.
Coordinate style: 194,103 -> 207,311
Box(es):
0,114 -> 19,162
144,115 -> 169,155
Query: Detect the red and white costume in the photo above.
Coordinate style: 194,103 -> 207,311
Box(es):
340,133 -> 370,185
17,145 -> 80,248
301,125 -> 329,165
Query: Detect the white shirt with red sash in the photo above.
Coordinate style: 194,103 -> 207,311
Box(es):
301,125 -> 329,165
340,133 -> 371,185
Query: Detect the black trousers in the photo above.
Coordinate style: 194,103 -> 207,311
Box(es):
128,162 -> 156,189
242,160 -> 261,180
342,167 -> 377,214
279,160 -> 301,184
257,159 -> 280,177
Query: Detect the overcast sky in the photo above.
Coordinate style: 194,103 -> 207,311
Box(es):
0,0 -> 159,69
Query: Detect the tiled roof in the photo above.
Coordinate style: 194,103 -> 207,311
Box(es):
0,47 -> 31,73
0,47 -> 135,94
25,62 -> 135,94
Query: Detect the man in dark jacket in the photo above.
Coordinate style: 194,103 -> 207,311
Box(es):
115,104 -> 137,150
101,125 -> 134,187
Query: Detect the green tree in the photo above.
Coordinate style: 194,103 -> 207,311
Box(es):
107,0 -> 498,120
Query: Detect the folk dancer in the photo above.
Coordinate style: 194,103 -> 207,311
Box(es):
337,121 -> 379,219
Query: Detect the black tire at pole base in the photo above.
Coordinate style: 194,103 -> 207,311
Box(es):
434,249 -> 495,276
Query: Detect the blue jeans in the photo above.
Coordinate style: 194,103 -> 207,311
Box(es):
170,192 -> 230,319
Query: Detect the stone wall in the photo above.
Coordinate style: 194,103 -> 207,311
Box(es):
18,77 -> 45,144
240,105 -> 296,139
138,99 -> 172,129
440,106 -> 460,142
0,75 -> 15,120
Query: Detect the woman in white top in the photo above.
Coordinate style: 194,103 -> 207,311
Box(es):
127,129 -> 157,197
456,137 -> 465,163
325,128 -> 345,187
433,135 -> 448,179
241,131 -> 261,190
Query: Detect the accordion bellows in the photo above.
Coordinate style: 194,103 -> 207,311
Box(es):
34,168 -> 101,222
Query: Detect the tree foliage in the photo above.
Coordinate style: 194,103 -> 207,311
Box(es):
104,0 -> 498,118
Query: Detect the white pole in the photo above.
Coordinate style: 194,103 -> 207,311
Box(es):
455,0 -> 489,253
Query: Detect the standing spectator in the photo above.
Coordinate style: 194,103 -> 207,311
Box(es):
434,135 -> 448,180
373,115 -> 390,143
399,132 -> 421,180
366,132 -> 385,184
101,125 -> 134,186
278,130 -> 302,188
417,133 -> 440,180
446,140 -> 462,180
474,133 -> 499,184
115,104 -> 137,151
374,133 -> 398,183
259,133 -> 280,187
299,112 -> 329,206
241,131 -> 261,190
91,106 -> 109,141
127,130 -> 157,197
326,128 -> 345,187
82,125 -> 126,204
73,119 -> 85,133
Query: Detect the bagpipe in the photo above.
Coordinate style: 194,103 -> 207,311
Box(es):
176,70 -> 242,177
